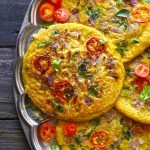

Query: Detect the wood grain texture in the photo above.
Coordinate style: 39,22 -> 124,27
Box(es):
0,120 -> 30,150
0,0 -> 32,149
0,0 -> 31,46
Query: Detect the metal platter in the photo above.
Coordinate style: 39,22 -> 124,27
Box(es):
14,0 -> 59,149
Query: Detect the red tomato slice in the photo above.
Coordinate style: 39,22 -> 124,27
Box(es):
86,37 -> 106,57
134,64 -> 149,78
132,126 -> 144,134
34,55 -> 51,73
48,0 -> 62,9
132,6 -> 150,23
63,122 -> 77,137
39,3 -> 55,22
54,8 -> 70,22
54,81 -> 74,103
39,122 -> 56,141
90,131 -> 110,148
132,76 -> 149,93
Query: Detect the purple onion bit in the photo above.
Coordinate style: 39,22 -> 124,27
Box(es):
47,72 -> 56,86
84,96 -> 93,106
129,0 -> 137,6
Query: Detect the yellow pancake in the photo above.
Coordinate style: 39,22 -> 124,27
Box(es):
22,23 -> 124,122
62,0 -> 150,62
56,109 -> 150,150
115,48 -> 150,124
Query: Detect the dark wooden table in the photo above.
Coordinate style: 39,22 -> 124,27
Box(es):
0,0 -> 31,149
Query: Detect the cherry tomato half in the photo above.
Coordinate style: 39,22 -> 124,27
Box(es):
86,37 -> 106,57
132,76 -> 149,93
54,8 -> 70,22
90,131 -> 110,148
48,0 -> 62,9
132,126 -> 144,134
34,55 -> 51,73
134,64 -> 149,78
39,122 -> 56,141
132,6 -> 150,23
54,81 -> 74,103
63,122 -> 77,137
39,3 -> 55,22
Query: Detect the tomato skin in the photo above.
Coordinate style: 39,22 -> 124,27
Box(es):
54,8 -> 70,22
63,122 -> 77,137
34,55 -> 51,73
132,7 -> 150,23
54,81 -> 74,103
86,37 -> 106,57
48,0 -> 62,9
132,76 -> 149,93
132,126 -> 144,134
39,122 -> 56,141
90,131 -> 110,148
39,3 -> 55,22
134,64 -> 149,78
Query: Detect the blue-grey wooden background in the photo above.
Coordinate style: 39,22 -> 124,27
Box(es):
0,0 -> 31,149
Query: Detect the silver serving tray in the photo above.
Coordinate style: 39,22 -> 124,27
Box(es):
14,0 -> 58,149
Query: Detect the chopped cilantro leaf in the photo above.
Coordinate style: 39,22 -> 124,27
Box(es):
146,47 -> 150,58
74,135 -> 81,146
55,102 -> 64,113
78,59 -> 92,78
139,85 -> 150,101
115,40 -> 128,55
122,128 -> 131,140
116,9 -> 130,18
112,17 -> 128,30
51,59 -> 61,71
86,7 -> 101,21
51,30 -> 60,36
115,0 -> 122,5
88,84 -> 99,97
131,38 -> 140,44
38,41 -> 52,47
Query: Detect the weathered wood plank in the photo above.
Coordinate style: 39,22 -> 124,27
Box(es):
0,120 -> 30,150
0,48 -> 18,119
0,0 -> 31,46
0,48 -> 15,104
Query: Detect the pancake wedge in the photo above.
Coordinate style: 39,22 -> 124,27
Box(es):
116,48 -> 150,124
22,23 -> 124,122
62,0 -> 150,62
56,109 -> 150,150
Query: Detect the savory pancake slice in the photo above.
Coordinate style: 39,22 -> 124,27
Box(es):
116,48 -> 150,124
62,0 -> 150,62
22,23 -> 124,122
56,109 -> 150,150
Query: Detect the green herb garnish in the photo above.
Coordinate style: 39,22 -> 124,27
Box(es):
139,85 -> 150,101
25,103 -> 37,110
131,38 -> 140,44
112,17 -> 128,30
55,102 -> 64,113
115,40 -> 128,55
51,59 -> 61,71
115,0 -> 122,5
38,41 -> 52,47
85,127 -> 95,138
116,9 -> 130,18
88,84 -> 99,97
74,135 -> 81,146
78,59 -> 92,78
51,144 -> 61,150
145,0 -> 150,4
86,7 -> 101,21
122,128 -> 131,140
51,30 -> 60,36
